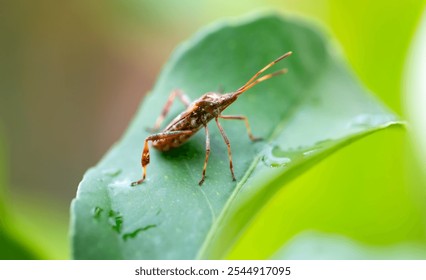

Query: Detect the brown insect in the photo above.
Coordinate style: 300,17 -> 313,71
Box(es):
132,51 -> 292,186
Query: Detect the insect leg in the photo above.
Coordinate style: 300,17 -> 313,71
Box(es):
131,130 -> 193,186
219,115 -> 262,141
215,118 -> 236,182
150,89 -> 192,132
198,125 -> 210,186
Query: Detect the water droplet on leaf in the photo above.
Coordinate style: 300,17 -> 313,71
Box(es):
122,225 -> 157,241
108,210 -> 123,233
102,168 -> 122,177
92,206 -> 103,219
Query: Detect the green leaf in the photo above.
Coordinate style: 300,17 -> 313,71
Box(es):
0,129 -> 38,260
71,14 -> 401,259
0,230 -> 37,260
271,231 -> 426,260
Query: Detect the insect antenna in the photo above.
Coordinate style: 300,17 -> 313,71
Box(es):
234,51 -> 292,96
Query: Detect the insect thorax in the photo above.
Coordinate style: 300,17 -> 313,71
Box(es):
164,92 -> 236,132
191,92 -> 231,124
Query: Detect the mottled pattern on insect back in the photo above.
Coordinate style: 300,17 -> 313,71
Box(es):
132,52 -> 293,186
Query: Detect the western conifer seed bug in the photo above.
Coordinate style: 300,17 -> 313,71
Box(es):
132,51 -> 292,186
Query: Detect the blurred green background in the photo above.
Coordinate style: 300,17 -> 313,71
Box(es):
0,0 -> 425,259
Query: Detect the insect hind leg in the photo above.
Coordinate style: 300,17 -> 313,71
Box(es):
131,137 -> 151,186
131,130 -> 193,186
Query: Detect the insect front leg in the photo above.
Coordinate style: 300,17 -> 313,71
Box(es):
215,118 -> 236,182
218,115 -> 262,141
131,130 -> 193,186
149,89 -> 192,132
198,125 -> 210,186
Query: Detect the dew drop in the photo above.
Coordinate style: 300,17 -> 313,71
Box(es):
303,149 -> 320,157
269,157 -> 292,168
264,140 -> 336,169
348,114 -> 382,129
92,206 -> 103,219
108,210 -> 123,234
314,139 -> 333,147
262,146 -> 294,168
102,168 -> 122,177
122,225 -> 156,241
109,179 -> 131,188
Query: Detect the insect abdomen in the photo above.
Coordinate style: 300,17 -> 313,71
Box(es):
152,120 -> 201,151
152,132 -> 193,151
152,107 -> 212,151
